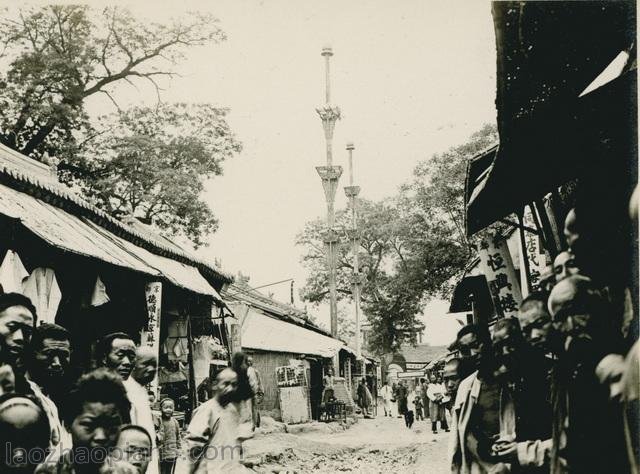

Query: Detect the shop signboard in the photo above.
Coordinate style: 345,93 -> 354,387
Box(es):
477,236 -> 522,318
521,209 -> 550,294
142,281 -> 162,397
406,363 -> 427,370
398,370 -> 425,379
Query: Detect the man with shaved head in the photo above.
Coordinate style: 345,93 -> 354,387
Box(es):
181,368 -> 249,473
0,394 -> 50,473
127,345 -> 159,474
548,275 -> 629,474
517,292 -> 557,356
553,251 -> 581,283
489,318 -> 552,472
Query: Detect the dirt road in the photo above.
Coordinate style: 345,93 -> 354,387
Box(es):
244,415 -> 450,473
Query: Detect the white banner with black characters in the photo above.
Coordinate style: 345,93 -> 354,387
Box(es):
477,235 -> 522,318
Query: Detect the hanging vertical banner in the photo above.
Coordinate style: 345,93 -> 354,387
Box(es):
522,209 -> 549,293
477,236 -> 522,318
143,281 -> 162,397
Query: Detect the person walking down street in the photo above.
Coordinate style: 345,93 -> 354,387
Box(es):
357,378 -> 372,417
396,380 -> 408,418
412,386 -> 424,421
246,356 -> 263,429
179,368 -> 250,473
421,378 -> 430,421
157,398 -> 181,474
231,352 -> 256,442
426,373 -> 448,434
391,382 -> 399,416
380,381 -> 393,417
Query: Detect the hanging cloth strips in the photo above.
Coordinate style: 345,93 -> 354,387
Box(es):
0,250 -> 29,294
90,275 -> 110,307
22,268 -> 61,325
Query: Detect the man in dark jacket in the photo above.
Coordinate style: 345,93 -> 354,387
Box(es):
547,275 -> 629,474
396,380 -> 408,418
490,317 -> 552,473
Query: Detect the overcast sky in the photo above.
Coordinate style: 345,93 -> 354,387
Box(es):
77,0 -> 497,346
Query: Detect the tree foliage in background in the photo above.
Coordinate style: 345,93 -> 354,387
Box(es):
66,103 -> 242,246
399,123 -> 499,297
297,199 -> 426,354
0,5 -> 224,160
0,5 -> 242,245
297,124 -> 498,355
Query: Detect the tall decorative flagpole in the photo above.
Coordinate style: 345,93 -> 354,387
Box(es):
344,142 -> 362,357
316,46 -> 342,337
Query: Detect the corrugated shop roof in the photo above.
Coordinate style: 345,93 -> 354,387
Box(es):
0,143 -> 231,284
0,182 -> 222,299
241,308 -> 344,358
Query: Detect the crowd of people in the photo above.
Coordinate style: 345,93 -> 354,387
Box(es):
0,212 -> 636,474
0,292 -> 260,473
378,376 -> 450,433
442,204 -> 640,474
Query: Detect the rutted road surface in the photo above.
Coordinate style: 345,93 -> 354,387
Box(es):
244,415 -> 450,473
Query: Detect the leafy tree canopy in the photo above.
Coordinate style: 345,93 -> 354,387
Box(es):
0,5 -> 241,245
65,103 -> 242,247
0,5 -> 225,160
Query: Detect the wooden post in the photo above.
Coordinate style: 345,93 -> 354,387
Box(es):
186,312 -> 197,420
517,211 -> 533,298
534,199 -> 561,259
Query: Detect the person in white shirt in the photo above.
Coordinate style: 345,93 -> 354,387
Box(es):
426,373 -> 449,434
379,381 -> 393,417
179,368 -> 250,473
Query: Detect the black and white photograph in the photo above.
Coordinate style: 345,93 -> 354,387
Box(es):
0,1 -> 636,473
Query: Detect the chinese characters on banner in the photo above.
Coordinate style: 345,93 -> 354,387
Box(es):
143,282 -> 162,397
521,209 -> 551,294
477,236 -> 522,318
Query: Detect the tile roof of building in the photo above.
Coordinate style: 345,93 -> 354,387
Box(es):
0,143 -> 232,284
222,281 -> 334,338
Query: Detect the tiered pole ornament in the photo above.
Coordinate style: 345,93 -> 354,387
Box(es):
344,142 -> 362,357
316,46 -> 342,337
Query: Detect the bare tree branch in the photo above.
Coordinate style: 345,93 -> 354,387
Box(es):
98,89 -> 122,112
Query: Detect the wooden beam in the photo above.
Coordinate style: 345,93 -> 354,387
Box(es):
517,211 -> 533,297
498,218 -> 538,235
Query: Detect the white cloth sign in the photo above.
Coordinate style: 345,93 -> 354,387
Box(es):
477,236 -> 522,318
522,209 -> 550,294
141,282 -> 162,398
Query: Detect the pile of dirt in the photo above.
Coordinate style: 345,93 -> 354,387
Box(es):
250,443 -> 430,473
